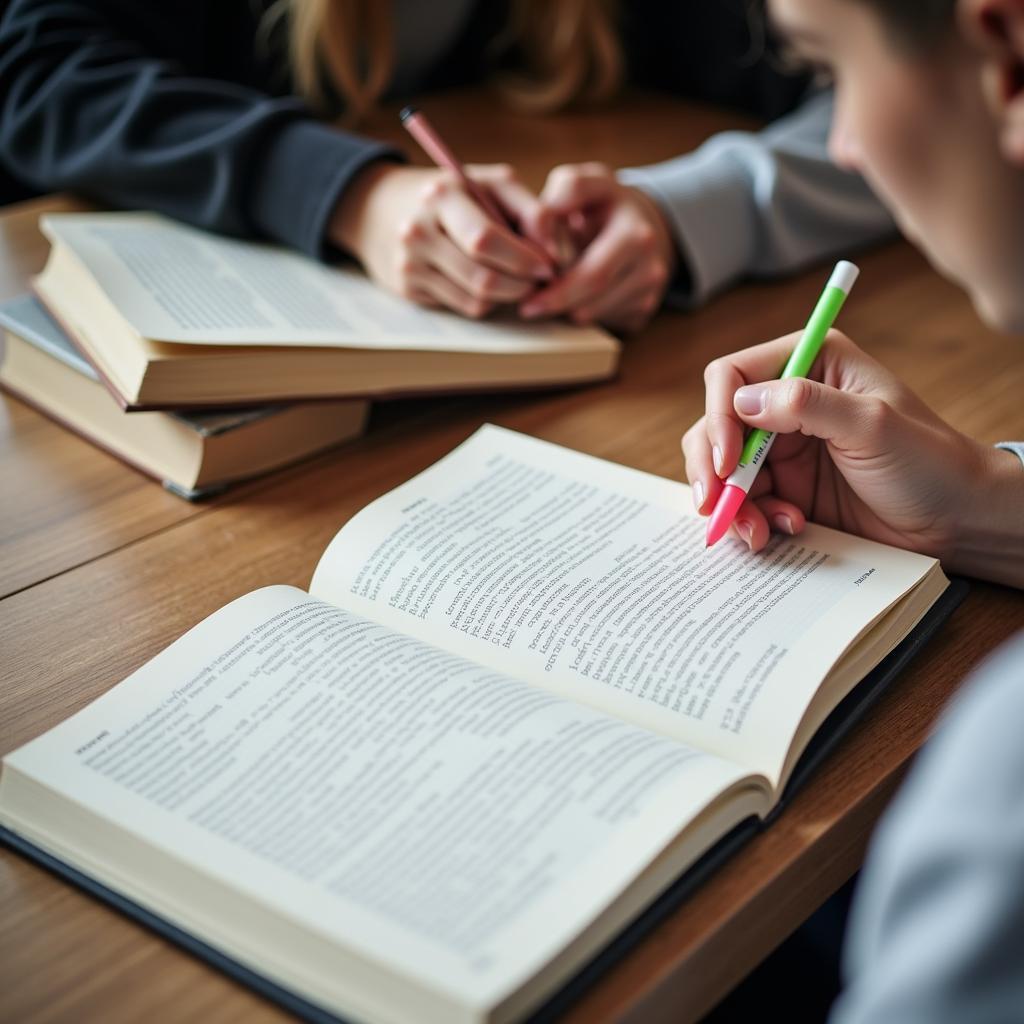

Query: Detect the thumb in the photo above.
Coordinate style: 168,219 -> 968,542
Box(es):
734,378 -> 893,450
540,164 -> 615,213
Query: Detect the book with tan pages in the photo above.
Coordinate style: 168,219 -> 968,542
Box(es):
32,213 -> 621,410
0,295 -> 370,499
0,426 -> 963,1024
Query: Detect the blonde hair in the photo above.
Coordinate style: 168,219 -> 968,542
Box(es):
268,0 -> 623,120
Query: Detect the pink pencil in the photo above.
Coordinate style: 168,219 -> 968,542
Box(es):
399,105 -> 555,270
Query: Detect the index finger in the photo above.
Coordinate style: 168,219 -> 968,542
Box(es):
482,174 -> 563,266
436,186 -> 551,280
520,204 -> 639,318
703,332 -> 803,478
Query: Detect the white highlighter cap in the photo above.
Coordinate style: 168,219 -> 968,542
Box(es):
828,260 -> 860,295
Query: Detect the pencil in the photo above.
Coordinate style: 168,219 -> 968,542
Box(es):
399,106 -> 557,271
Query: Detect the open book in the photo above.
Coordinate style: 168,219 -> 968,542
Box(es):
33,214 -> 620,409
0,426 -> 951,1024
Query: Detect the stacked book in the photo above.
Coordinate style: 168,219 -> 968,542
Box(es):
0,295 -> 370,499
1,212 -> 620,498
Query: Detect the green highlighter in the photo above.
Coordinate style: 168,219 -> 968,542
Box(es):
705,260 -> 860,547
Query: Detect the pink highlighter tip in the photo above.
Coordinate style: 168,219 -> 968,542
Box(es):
705,484 -> 747,548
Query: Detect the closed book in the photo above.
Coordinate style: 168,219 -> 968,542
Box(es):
0,295 -> 369,499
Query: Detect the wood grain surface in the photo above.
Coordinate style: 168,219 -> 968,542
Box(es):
1,90 -> 1022,1024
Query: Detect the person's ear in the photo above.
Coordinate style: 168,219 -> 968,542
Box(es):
958,0 -> 1024,163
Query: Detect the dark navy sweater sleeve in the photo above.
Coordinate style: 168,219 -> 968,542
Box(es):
0,0 -> 402,256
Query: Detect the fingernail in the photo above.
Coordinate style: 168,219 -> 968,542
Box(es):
534,265 -> 553,282
735,385 -> 767,416
520,302 -> 544,319
693,480 -> 705,512
712,445 -> 723,476
772,513 -> 795,535
736,521 -> 753,547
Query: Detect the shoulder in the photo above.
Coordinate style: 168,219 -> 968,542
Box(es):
910,630 -> 1024,815
860,629 -> 1024,885
849,629 -> 1024,913
832,632 -> 1024,1023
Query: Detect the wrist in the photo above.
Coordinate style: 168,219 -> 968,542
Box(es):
948,443 -> 1024,588
328,160 -> 402,260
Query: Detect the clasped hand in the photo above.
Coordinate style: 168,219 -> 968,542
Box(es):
330,161 -> 676,332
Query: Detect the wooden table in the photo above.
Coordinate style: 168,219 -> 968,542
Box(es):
2,91 -> 1023,1024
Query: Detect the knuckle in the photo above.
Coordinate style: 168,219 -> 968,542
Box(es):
681,419 -> 706,452
631,221 -> 657,248
422,178 -> 448,202
783,377 -> 816,414
860,395 -> 893,438
705,410 -> 736,433
395,254 -> 419,280
472,268 -> 500,297
468,226 -> 497,257
679,440 -> 704,471
703,357 -> 727,386
397,219 -> 424,246
645,262 -> 668,289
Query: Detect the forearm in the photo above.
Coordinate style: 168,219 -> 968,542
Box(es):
948,444 -> 1024,588
0,0 -> 401,256
617,91 -> 895,307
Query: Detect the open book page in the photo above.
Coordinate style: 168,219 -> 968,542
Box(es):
40,213 -> 615,356
0,585 -> 752,1016
311,426 -> 941,787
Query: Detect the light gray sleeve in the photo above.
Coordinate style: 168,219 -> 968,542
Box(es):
617,90 -> 895,307
829,631 -> 1024,1024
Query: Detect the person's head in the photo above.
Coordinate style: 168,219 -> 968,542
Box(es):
767,0 -> 1024,332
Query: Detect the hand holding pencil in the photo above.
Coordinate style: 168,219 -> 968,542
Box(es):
330,114 -> 557,319
681,264 -> 1014,568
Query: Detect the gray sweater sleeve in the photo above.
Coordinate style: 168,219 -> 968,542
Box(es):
829,631 -> 1024,1024
617,90 -> 895,307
